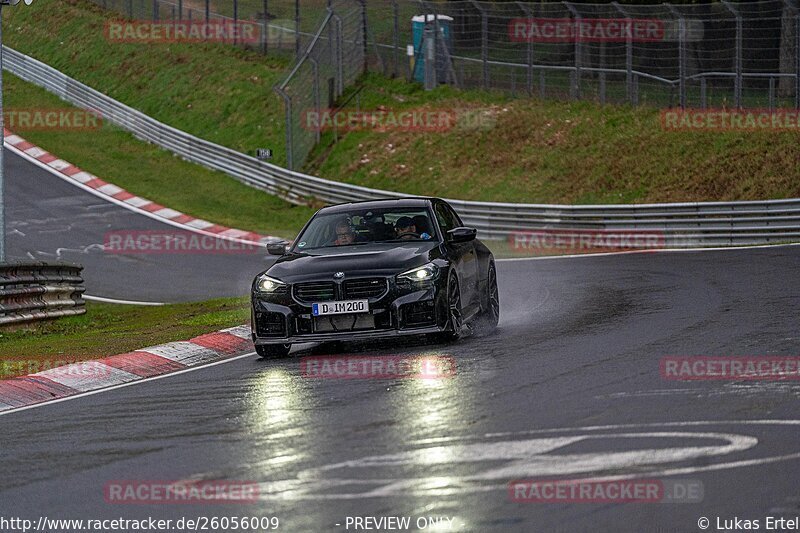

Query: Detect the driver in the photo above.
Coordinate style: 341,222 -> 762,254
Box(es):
395,216 -> 418,240
333,218 -> 355,245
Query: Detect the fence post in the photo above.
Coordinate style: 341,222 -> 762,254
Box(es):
393,0 -> 399,78
469,0 -> 488,90
128,0 -> 133,19
205,0 -> 209,24
517,2 -> 534,96
722,1 -> 742,108
335,14 -> 344,95
233,0 -> 238,46
274,86 -> 293,171
600,42 -> 607,104
361,0 -> 368,74
327,1 -> 334,73
310,58 -> 321,144
423,24 -> 436,89
612,2 -> 633,105
262,0 -> 268,55
152,0 -> 158,21
666,4 -> 686,109
563,2 -> 581,100
769,77 -> 775,109
540,68 -> 546,98
178,0 -> 182,19
795,8 -> 800,109
295,0 -> 300,60
701,77 -> 707,108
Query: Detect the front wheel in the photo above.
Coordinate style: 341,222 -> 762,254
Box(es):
474,263 -> 500,336
255,343 -> 292,359
439,274 -> 463,342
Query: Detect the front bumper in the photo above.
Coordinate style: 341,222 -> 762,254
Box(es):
251,276 -> 448,345
253,325 -> 444,345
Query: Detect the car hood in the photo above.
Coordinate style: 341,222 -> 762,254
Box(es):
264,241 -> 441,284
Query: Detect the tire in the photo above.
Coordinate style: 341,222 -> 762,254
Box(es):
440,274 -> 463,342
255,343 -> 292,359
474,262 -> 500,336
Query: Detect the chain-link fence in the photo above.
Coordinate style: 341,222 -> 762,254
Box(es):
89,0 -> 800,168
368,0 -> 800,110
274,0 -> 366,170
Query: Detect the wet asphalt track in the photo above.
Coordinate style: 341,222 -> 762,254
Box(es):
3,148 -> 800,532
5,149 -> 274,302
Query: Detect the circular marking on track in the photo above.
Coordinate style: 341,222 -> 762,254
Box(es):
255,420 -> 800,500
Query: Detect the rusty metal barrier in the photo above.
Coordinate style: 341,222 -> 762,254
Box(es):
0,263 -> 86,327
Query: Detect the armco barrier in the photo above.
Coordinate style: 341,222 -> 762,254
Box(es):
5,45 -> 800,247
0,263 -> 86,326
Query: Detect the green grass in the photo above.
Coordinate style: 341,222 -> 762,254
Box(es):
5,73 -> 313,238
4,0 -> 291,165
307,73 -> 800,204
0,297 -> 249,379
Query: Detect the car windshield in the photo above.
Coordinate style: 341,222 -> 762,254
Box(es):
292,207 -> 438,251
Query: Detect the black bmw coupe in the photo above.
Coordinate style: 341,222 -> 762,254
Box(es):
250,197 -> 499,357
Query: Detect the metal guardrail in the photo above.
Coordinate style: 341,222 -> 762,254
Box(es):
0,262 -> 86,326
5,46 -> 800,247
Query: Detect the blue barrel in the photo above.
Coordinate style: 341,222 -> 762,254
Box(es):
412,14 -> 453,83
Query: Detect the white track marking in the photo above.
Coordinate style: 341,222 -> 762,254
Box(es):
253,422 -> 800,500
152,207 -> 182,219
185,219 -> 215,230
123,196 -> 151,207
0,351 -> 258,417
97,183 -> 124,196
222,325 -> 253,339
24,146 -> 47,158
33,362 -> 141,391
138,342 -> 220,365
70,171 -> 96,184
83,294 -> 166,306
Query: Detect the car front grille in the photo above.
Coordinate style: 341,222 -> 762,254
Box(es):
293,281 -> 335,303
344,278 -> 388,299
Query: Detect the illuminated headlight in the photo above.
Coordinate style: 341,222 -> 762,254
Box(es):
256,274 -> 286,292
397,263 -> 439,283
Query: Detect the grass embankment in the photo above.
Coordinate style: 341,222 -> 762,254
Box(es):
309,73 -> 800,204
6,0 -> 800,207
4,0 -> 290,164
5,73 -> 313,238
0,298 -> 249,379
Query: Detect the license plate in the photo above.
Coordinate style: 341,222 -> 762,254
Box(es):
312,299 -> 369,316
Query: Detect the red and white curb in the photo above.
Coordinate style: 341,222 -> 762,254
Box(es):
0,325 -> 253,412
3,128 -> 282,247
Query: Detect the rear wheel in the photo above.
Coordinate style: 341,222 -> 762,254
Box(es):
255,343 -> 292,359
474,263 -> 500,336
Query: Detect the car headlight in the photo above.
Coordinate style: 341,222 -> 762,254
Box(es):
397,262 -> 439,283
256,274 -> 286,293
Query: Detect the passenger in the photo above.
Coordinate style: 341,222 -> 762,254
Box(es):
333,218 -> 355,245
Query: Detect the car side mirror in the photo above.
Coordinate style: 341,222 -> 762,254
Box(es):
447,227 -> 477,243
267,241 -> 290,256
